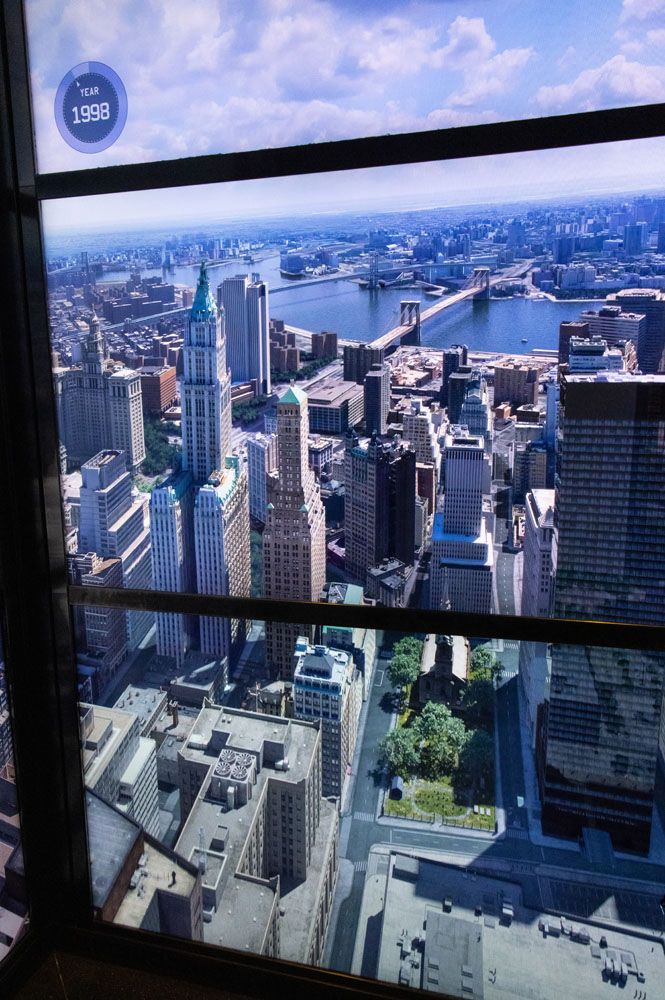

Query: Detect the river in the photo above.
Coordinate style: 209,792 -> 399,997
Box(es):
102,255 -> 603,355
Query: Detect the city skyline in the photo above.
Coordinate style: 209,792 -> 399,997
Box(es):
42,135 -> 665,236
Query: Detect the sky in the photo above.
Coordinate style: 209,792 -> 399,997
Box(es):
25,0 -> 665,173
41,135 -> 665,236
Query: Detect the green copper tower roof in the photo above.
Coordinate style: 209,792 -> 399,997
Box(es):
191,260 -> 216,318
279,385 -> 307,405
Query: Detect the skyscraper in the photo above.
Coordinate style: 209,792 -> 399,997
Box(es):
493,361 -> 539,409
579,305 -> 645,356
447,367 -> 472,424
430,430 -> 493,614
607,289 -> 665,373
80,702 -> 160,838
460,376 -> 492,444
246,431 -> 278,524
344,433 -> 416,584
78,449 -> 153,648
292,637 -> 362,800
440,345 -> 467,407
540,373 -> 665,852
552,234 -> 575,264
58,311 -> 146,473
194,456 -> 251,660
68,552 -> 126,694
73,309 -> 110,462
363,363 -> 390,435
263,386 -> 326,678
343,344 -> 384,384
182,262 -> 232,486
218,273 -> 271,394
558,320 -> 589,364
623,221 -> 647,256
150,470 -> 194,668
151,263 -> 250,670
107,369 -> 146,474
402,399 -> 442,478
518,488 -> 555,745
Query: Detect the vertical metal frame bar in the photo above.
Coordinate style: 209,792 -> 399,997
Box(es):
0,0 -> 92,942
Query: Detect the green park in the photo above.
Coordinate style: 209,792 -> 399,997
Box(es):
380,638 -> 498,831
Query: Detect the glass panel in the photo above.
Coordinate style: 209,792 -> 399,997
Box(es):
45,138 -> 665,647
74,608 -> 665,995
24,0 -> 665,173
0,618 -> 28,964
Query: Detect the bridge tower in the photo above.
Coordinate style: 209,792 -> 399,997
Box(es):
368,252 -> 380,291
399,300 -> 421,345
472,267 -> 490,300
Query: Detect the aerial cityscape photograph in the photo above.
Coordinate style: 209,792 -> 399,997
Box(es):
22,133 -> 665,996
0,0 -> 665,995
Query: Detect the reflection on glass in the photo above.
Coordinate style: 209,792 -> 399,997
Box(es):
76,611 -> 665,996
0,625 -> 28,963
24,0 -> 665,173
48,143 -> 665,655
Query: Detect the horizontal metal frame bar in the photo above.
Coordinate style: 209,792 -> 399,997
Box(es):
34,102 -> 665,202
68,585 -> 665,652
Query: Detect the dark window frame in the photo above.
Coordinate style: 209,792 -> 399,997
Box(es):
1,1 -> 665,997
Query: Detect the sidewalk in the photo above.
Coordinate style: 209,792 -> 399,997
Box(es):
322,857 -> 354,968
494,679 -> 506,837
513,550 -> 523,615
375,811 -> 495,840
340,652 -> 382,817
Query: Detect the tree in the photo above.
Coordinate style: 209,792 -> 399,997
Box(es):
142,418 -> 181,475
393,636 -> 423,661
469,645 -> 494,680
412,701 -> 452,741
378,728 -> 419,777
411,702 -> 468,779
419,715 -> 468,779
387,653 -> 420,690
457,729 -> 495,794
461,677 -> 495,730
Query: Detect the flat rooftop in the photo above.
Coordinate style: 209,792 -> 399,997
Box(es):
81,704 -> 135,782
94,449 -> 122,465
308,380 -> 362,406
144,650 -> 226,703
113,836 -> 196,932
175,706 -> 335,961
564,372 -> 665,384
353,849 -> 665,1000
113,683 -> 167,736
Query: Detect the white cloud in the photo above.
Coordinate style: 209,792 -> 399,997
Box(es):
357,22 -> 438,76
448,47 -> 533,107
432,16 -> 496,69
24,1 -> 535,171
620,0 -> 665,23
620,40 -> 645,55
647,27 -> 665,45
535,54 -> 665,111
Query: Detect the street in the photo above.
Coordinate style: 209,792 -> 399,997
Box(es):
327,653 -> 665,973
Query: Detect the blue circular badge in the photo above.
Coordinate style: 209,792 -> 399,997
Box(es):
55,62 -> 127,153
